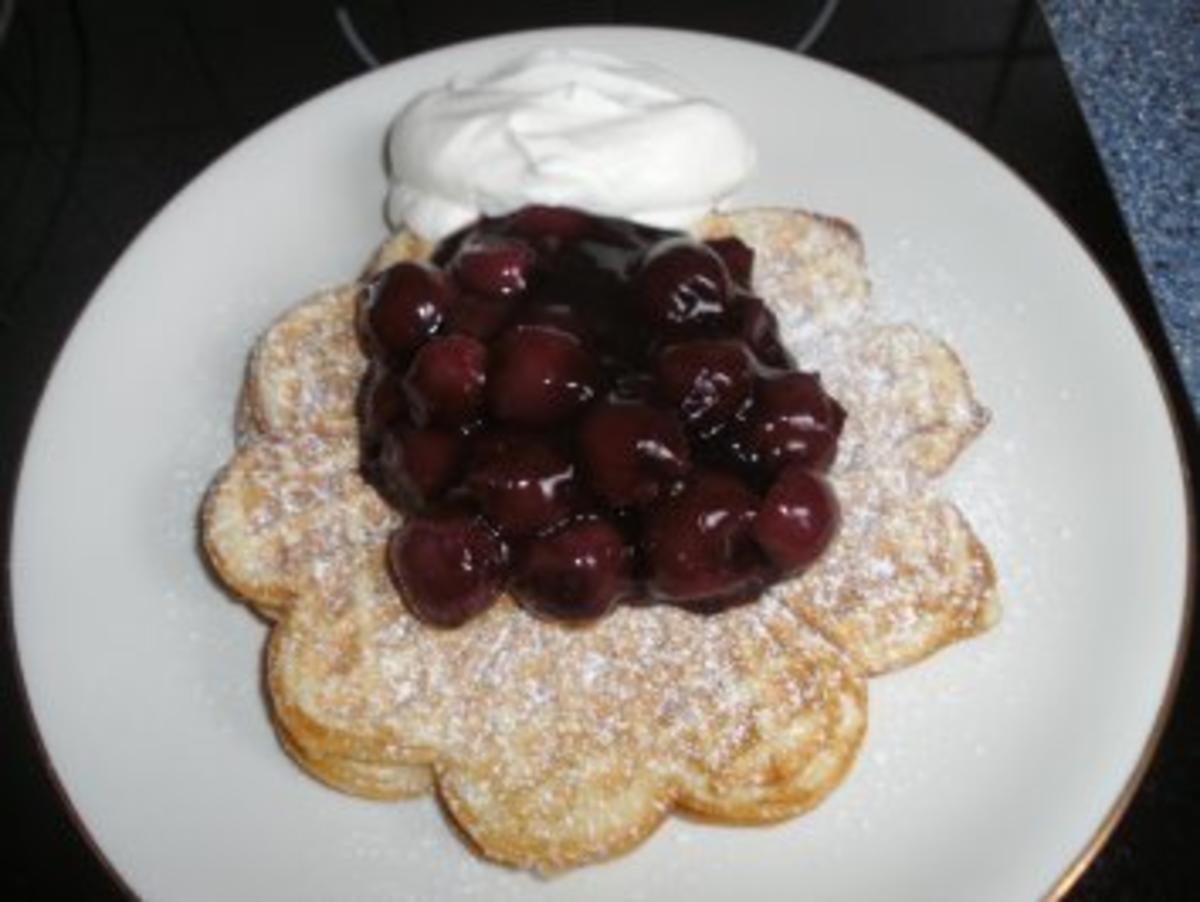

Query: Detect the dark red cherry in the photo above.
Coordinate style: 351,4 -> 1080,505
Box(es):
655,339 -> 755,434
632,238 -> 730,330
512,301 -> 592,341
359,363 -> 408,445
747,371 -> 844,473
465,434 -> 577,537
487,325 -> 599,427
376,425 -> 464,509
578,400 -> 690,508
361,262 -> 454,357
444,292 -> 514,340
450,233 -> 536,299
705,236 -> 754,288
753,466 -> 839,575
387,512 -> 508,627
644,469 -> 766,605
733,294 -> 793,369
403,334 -> 487,427
514,516 -> 633,621
505,205 -> 592,240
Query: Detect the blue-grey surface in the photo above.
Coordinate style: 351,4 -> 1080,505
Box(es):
1042,0 -> 1199,417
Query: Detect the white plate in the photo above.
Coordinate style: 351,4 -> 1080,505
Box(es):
11,27 -> 1192,901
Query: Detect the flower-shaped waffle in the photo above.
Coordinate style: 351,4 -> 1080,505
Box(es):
202,208 -> 998,871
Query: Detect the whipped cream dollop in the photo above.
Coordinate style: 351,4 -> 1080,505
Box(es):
386,48 -> 756,241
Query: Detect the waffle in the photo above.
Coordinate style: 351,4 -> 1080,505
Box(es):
201,208 -> 998,870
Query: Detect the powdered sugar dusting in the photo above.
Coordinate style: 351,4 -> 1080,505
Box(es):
741,219 -> 1000,674
201,208 -> 998,870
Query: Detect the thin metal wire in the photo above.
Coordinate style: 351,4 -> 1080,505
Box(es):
795,0 -> 843,54
0,0 -> 16,48
333,2 -> 842,70
335,4 -> 381,69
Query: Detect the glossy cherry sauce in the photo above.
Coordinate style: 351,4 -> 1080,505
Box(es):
357,206 -> 844,627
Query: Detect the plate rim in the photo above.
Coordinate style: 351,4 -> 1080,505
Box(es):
6,24 -> 1196,899
1030,256 -> 1195,898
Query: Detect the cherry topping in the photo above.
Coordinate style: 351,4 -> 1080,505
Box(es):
445,292 -> 514,341
733,294 -> 794,369
377,425 -> 464,509
403,334 -> 487,427
514,516 -> 633,621
359,363 -> 408,452
505,205 -> 592,241
655,339 -> 755,435
361,262 -> 454,357
387,512 -> 508,628
610,370 -> 658,403
632,237 -> 730,330
450,233 -> 536,299
705,236 -> 755,289
747,371 -> 844,472
487,325 -> 599,427
357,205 -> 846,626
578,400 -> 690,509
465,434 -> 577,537
644,469 -> 766,605
512,301 -> 592,341
753,466 -> 840,576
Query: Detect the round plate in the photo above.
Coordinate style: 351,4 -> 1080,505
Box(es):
11,27 -> 1191,901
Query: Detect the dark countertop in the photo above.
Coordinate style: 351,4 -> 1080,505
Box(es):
2,1 -> 1196,897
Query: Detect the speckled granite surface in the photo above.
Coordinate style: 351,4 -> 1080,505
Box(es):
1042,0 -> 1199,418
